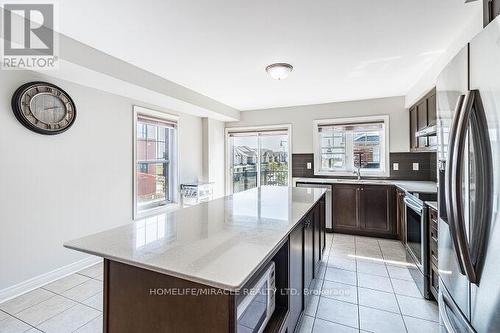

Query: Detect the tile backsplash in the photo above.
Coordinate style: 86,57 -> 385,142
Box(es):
292,152 -> 437,181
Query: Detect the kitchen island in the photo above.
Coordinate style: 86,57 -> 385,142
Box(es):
65,186 -> 327,333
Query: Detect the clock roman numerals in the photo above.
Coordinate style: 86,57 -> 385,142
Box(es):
12,82 -> 76,135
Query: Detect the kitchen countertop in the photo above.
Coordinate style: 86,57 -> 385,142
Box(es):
293,177 -> 438,194
65,186 -> 326,291
426,201 -> 438,211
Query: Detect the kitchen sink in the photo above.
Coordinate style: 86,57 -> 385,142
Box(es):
334,179 -> 391,185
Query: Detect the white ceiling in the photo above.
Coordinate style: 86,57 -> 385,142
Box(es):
56,0 -> 479,110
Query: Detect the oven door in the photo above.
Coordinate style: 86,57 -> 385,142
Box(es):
405,196 -> 424,270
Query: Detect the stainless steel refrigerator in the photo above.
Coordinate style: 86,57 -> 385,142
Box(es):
436,15 -> 500,333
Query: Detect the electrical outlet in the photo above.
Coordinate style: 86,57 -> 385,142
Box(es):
413,163 -> 419,171
306,162 -> 312,170
393,163 -> 399,171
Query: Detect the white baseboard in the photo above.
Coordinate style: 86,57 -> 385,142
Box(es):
0,256 -> 102,303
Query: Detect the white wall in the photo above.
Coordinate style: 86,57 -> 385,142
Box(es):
226,96 -> 409,153
405,6 -> 482,106
202,118 -> 225,198
0,70 -> 203,292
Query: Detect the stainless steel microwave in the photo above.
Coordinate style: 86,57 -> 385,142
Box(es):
237,262 -> 276,333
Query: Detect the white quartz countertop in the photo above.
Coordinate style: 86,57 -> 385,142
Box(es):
293,177 -> 437,194
65,186 -> 326,291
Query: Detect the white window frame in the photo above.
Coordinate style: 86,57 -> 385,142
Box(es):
225,124 -> 292,195
133,105 -> 180,219
313,115 -> 390,177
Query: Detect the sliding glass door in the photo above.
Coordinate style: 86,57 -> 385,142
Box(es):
230,134 -> 259,193
259,132 -> 289,186
228,129 -> 289,194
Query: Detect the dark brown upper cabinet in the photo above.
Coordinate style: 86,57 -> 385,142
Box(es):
409,106 -> 418,150
409,88 -> 437,152
427,93 -> 437,126
332,184 -> 395,238
483,0 -> 500,27
416,100 -> 428,131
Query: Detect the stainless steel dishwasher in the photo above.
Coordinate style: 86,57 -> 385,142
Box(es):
296,182 -> 332,230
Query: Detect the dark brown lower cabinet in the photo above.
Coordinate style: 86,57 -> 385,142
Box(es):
318,196 -> 326,255
303,215 -> 314,291
332,184 -> 396,238
288,224 -> 303,333
360,185 -> 393,234
332,184 -> 359,232
313,206 -> 321,267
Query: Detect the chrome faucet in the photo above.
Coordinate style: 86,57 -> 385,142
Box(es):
353,166 -> 361,180
354,153 -> 362,180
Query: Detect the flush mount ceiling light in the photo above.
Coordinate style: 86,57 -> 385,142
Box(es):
265,63 -> 293,80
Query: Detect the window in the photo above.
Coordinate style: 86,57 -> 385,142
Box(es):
313,116 -> 389,177
226,126 -> 291,194
134,106 -> 178,218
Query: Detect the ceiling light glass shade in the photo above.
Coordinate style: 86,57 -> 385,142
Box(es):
266,63 -> 293,80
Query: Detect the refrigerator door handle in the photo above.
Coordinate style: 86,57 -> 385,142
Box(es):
445,94 -> 466,275
439,287 -> 476,333
450,91 -> 476,281
468,90 -> 493,284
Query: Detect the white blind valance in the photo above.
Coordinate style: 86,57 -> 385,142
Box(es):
137,114 -> 177,128
318,121 -> 384,132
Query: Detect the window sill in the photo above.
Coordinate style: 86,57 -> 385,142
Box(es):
314,170 -> 389,178
134,203 -> 180,220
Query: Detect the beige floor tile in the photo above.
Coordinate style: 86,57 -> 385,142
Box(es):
357,273 -> 393,293
16,295 -> 76,326
36,304 -> 100,333
358,287 -> 400,314
61,279 -> 102,303
0,310 -> 8,321
391,278 -> 422,298
324,267 -> 357,286
0,289 -> 55,314
74,315 -> 103,333
316,297 -> 359,328
404,315 -> 440,333
322,280 -> 358,304
359,306 -> 406,333
356,261 -> 388,277
82,293 -> 103,311
386,265 -> 413,281
397,295 -> 439,322
313,318 -> 358,333
43,274 -> 89,294
0,314 -> 32,333
77,263 -> 103,279
327,256 -> 356,272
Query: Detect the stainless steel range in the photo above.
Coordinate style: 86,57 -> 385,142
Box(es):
404,191 -> 436,300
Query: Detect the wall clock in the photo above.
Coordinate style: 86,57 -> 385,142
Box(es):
11,81 -> 76,135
